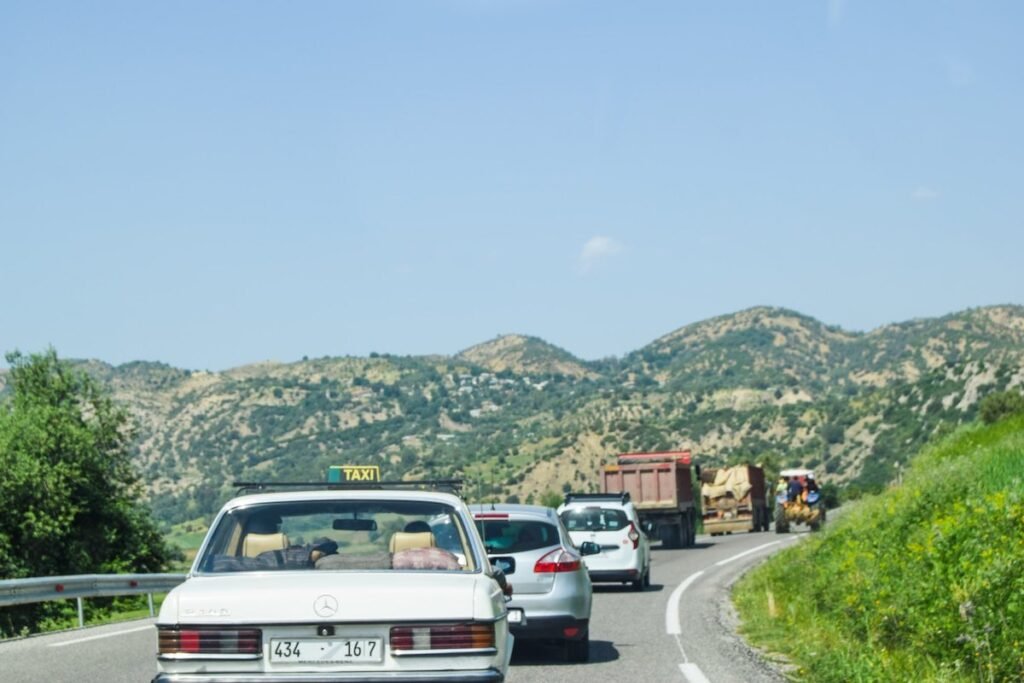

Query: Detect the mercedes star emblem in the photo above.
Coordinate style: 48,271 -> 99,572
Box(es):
313,594 -> 339,617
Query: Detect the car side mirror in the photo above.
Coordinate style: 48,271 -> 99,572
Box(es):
578,541 -> 600,556
492,567 -> 513,598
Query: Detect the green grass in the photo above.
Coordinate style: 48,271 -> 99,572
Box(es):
734,415 -> 1024,682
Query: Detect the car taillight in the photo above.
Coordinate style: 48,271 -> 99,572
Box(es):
158,627 -> 262,656
534,547 -> 582,573
390,623 -> 495,652
627,522 -> 640,550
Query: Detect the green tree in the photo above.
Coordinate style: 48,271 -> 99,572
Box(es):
539,490 -> 563,509
978,389 -> 1024,425
0,349 -> 171,635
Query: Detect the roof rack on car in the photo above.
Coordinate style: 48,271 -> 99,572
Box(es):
232,479 -> 464,495
563,492 -> 630,505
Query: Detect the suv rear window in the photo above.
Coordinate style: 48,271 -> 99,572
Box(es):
560,507 -> 629,532
475,520 -> 559,553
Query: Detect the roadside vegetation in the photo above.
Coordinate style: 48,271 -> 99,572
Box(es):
0,350 -> 173,638
734,394 -> 1024,682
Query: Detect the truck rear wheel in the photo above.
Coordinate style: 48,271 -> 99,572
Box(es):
659,524 -> 683,549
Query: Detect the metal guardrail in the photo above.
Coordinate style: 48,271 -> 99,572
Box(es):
0,573 -> 187,628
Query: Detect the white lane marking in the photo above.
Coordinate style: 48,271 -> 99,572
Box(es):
666,538 -> 800,680
713,540 -> 782,567
680,662 -> 713,683
48,624 -> 153,647
665,569 -> 704,636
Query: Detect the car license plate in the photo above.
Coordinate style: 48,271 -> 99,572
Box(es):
270,638 -> 383,663
507,609 -> 524,624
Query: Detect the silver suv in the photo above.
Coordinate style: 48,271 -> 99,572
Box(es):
472,504 -> 598,662
558,493 -> 651,591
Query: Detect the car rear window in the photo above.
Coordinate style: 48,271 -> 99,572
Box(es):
560,507 -> 630,532
475,520 -> 559,554
196,499 -> 477,573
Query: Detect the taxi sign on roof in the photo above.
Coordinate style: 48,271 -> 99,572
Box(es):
328,465 -> 381,483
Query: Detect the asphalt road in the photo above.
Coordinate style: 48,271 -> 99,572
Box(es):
0,530 -> 801,683
507,530 -> 799,683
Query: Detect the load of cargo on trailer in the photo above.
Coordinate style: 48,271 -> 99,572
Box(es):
700,464 -> 772,535
600,451 -> 700,548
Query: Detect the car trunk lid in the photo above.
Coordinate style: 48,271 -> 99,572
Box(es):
172,572 -> 478,624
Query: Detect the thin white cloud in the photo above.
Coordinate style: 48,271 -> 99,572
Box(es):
912,186 -> 940,202
578,236 -> 622,273
827,0 -> 846,28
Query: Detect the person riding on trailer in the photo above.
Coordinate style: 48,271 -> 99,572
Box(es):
786,475 -> 803,503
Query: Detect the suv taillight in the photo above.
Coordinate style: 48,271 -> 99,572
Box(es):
534,547 -> 582,573
627,522 -> 640,550
390,623 -> 495,652
158,627 -> 262,656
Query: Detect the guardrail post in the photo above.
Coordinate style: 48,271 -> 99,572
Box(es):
148,593 -> 155,617
76,597 -> 84,628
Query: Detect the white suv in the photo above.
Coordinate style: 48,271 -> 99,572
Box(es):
557,493 -> 651,591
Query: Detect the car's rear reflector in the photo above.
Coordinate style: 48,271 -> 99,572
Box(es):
390,622 -> 495,652
158,627 -> 262,656
534,547 -> 582,573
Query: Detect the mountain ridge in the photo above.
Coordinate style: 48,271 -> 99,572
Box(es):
4,304 -> 1022,527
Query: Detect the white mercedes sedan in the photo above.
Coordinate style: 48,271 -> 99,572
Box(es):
153,485 -> 513,683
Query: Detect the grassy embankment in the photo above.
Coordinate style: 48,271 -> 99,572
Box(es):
734,415 -> 1024,682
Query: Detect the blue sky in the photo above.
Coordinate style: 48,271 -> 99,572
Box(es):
2,1 -> 1021,370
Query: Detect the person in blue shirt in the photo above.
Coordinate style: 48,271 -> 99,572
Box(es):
786,476 -> 804,502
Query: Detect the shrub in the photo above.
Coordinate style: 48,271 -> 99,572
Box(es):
978,389 -> 1024,425
539,490 -> 563,509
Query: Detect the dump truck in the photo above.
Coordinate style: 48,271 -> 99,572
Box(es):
601,451 -> 700,549
700,464 -> 771,535
774,467 -> 826,533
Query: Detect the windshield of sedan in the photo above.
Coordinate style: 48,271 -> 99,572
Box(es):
196,499 -> 478,573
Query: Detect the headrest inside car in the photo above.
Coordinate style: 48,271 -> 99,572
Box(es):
389,531 -> 436,553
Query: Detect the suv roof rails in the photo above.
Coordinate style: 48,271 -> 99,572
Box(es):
563,492 -> 631,505
232,479 -> 464,495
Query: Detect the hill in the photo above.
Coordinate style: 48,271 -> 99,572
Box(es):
456,334 -> 597,379
45,304 -> 1024,526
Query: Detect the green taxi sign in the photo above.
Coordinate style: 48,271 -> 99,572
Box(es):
327,465 -> 381,483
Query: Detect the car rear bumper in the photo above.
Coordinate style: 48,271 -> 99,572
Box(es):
153,670 -> 504,683
509,615 -> 588,642
587,568 -> 642,583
